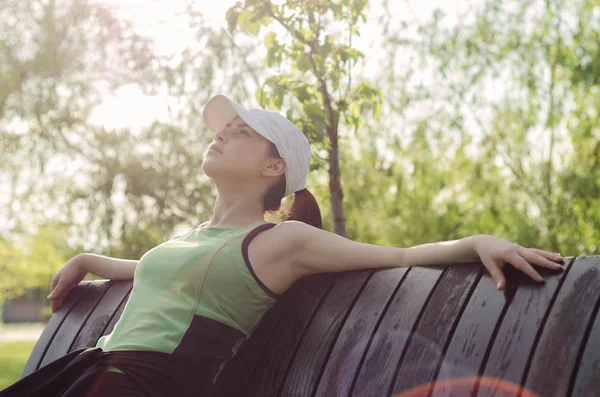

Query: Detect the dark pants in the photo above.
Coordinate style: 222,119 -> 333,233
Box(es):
0,348 -> 214,397
83,371 -> 146,396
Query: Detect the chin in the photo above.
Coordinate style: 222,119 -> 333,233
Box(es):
201,160 -> 235,181
201,161 -> 217,179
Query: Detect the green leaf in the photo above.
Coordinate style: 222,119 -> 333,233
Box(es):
295,84 -> 311,102
237,10 -> 250,32
297,28 -> 316,42
237,10 -> 261,36
351,101 -> 360,118
248,20 -> 261,35
355,119 -> 363,133
314,118 -> 325,136
331,72 -> 341,91
256,86 -> 267,107
265,45 -> 279,67
297,54 -> 312,72
264,31 -> 276,49
373,100 -> 382,119
303,103 -> 327,121
269,94 -> 283,110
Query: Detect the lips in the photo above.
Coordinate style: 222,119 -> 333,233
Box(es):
208,147 -> 222,154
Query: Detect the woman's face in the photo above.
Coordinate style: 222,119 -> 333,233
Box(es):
201,116 -> 284,187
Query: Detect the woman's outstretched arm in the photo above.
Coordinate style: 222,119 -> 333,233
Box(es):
79,253 -> 139,280
284,221 -> 564,291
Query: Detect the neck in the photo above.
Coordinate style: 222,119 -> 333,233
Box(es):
207,183 -> 266,228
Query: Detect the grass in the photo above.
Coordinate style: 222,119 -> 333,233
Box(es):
0,341 -> 36,391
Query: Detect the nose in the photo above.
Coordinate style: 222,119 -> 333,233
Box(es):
214,128 -> 227,143
213,133 -> 224,144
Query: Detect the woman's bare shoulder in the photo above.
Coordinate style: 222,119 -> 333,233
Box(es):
252,221 -> 306,262
246,221 -> 311,294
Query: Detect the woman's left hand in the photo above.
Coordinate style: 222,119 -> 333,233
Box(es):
472,235 -> 564,290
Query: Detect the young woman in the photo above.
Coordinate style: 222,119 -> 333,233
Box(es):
3,95 -> 564,397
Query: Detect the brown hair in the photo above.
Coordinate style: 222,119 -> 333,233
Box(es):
264,143 -> 323,229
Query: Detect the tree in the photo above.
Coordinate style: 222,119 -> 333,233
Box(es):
0,223 -> 78,304
374,0 -> 600,255
0,0 -> 156,247
556,0 -> 600,255
225,0 -> 383,236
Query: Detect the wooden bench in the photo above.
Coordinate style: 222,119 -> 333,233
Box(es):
21,256 -> 600,396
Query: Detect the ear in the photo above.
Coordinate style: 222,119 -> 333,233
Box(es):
262,157 -> 286,178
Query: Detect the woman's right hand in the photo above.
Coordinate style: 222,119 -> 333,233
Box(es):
48,254 -> 88,313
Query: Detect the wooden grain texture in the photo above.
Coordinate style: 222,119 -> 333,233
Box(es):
99,286 -> 131,337
524,256 -> 600,397
20,281 -> 92,378
431,266 -> 522,397
40,280 -> 111,366
475,257 -> 575,397
389,264 -> 482,396
312,267 -> 409,397
241,272 -> 334,397
70,280 -> 133,351
570,290 -> 600,397
276,269 -> 381,397
352,266 -> 444,397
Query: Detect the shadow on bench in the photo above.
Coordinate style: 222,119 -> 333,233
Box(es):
22,256 -> 600,396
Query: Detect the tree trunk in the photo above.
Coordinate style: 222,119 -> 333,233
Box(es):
328,128 -> 347,237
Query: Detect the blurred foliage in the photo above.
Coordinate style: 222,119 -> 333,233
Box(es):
1,0 -> 600,305
0,0 -> 266,302
333,0 -> 599,258
0,223 -> 78,304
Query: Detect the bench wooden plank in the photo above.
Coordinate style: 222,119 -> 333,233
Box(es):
100,287 -> 131,338
275,269 -> 377,397
570,289 -> 600,397
40,280 -> 111,366
430,265 -> 523,397
70,280 -> 133,351
312,267 -> 409,397
475,256 -> 574,397
352,266 -> 443,397
524,256 -> 600,396
20,282 -> 92,378
241,272 -> 334,397
390,264 -> 482,395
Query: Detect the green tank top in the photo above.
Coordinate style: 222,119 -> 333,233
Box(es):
95,220 -> 281,384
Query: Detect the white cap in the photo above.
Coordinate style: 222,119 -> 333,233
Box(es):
202,94 -> 312,197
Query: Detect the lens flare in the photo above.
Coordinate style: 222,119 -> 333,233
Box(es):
393,376 -> 540,397
330,328 -> 538,397
333,329 -> 469,397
